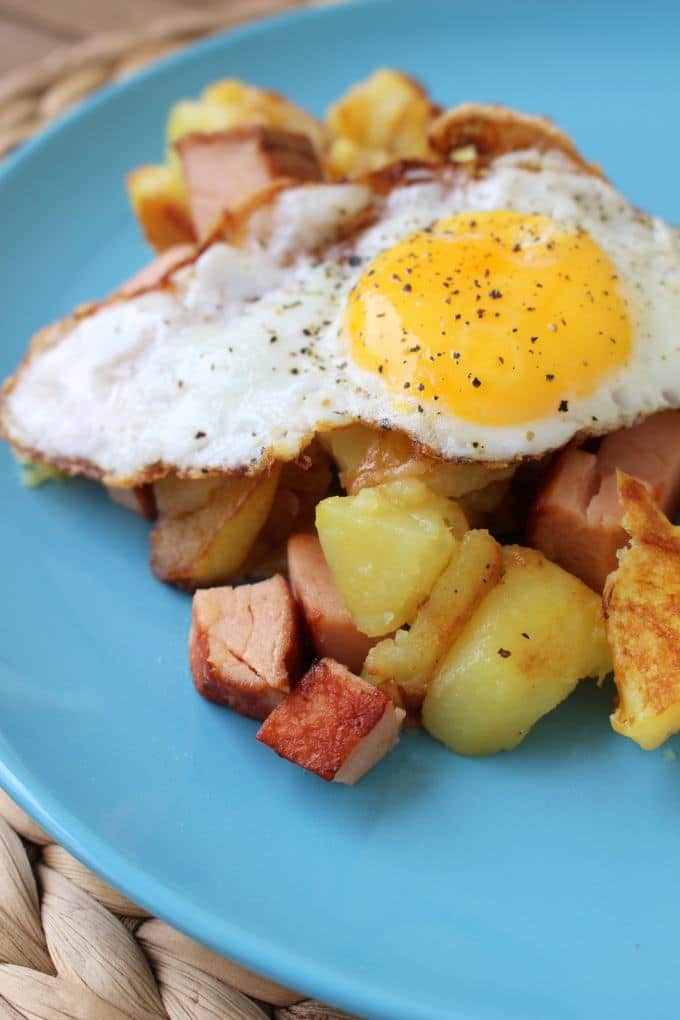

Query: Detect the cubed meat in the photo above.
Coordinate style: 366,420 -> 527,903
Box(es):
189,575 -> 303,720
287,533 -> 376,673
257,658 -> 405,784
528,411 -> 680,591
177,125 -> 323,241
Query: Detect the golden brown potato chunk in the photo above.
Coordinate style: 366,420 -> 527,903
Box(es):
150,467 -> 280,589
126,164 -> 194,252
363,529 -> 502,709
422,546 -> 612,755
325,68 -> 438,178
106,484 -> 156,520
321,424 -> 513,499
316,479 -> 466,637
604,473 -> 680,750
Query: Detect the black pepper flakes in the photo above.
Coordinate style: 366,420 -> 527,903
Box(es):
498,648 -> 512,658
489,288 -> 503,299
472,377 -> 482,388
558,400 -> 569,412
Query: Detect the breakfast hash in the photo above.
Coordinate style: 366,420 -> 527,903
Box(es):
1,69 -> 679,784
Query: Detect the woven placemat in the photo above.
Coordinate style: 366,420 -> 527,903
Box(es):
0,4 -> 359,1018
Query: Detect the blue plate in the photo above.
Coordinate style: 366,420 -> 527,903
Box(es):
1,2 -> 679,1018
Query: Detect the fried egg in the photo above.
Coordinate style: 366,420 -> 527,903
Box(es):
2,151 -> 679,484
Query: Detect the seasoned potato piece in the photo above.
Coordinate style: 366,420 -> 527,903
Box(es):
604,474 -> 680,750
316,478 -> 466,637
319,424 -> 376,490
363,529 -> 502,708
107,484 -> 156,521
237,442 -> 333,579
126,164 -> 194,251
422,546 -> 612,755
320,424 -> 514,501
345,427 -> 514,497
154,475 -> 225,516
150,466 -> 280,589
167,100 -> 239,151
200,79 -> 326,153
326,68 -> 437,177
167,85 -> 325,170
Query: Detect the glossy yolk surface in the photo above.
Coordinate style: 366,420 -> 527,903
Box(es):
346,210 -> 632,425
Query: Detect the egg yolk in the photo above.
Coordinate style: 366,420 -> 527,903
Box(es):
346,210 -> 632,426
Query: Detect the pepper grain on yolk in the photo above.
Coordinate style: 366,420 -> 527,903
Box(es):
346,210 -> 632,425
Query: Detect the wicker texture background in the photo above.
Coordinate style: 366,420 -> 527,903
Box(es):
0,3 -> 360,1018
0,0 -> 329,158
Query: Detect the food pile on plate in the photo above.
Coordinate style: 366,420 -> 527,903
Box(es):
2,70 -> 679,783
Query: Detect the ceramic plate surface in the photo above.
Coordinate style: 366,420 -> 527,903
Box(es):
1,2 -> 679,1018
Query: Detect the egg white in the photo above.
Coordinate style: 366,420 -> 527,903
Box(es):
3,151 -> 679,484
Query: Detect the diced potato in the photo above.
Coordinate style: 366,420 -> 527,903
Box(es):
319,424 -> 376,489
320,424 -> 514,504
315,478 -> 465,637
363,529 -> 502,707
107,484 -> 156,520
153,475 -> 224,516
126,164 -> 194,252
237,441 -> 333,579
150,466 -> 280,589
422,545 -> 612,755
346,426 -> 514,497
604,473 -> 680,750
167,86 -> 325,158
167,100 -> 241,149
201,79 -> 327,153
326,68 -> 436,177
